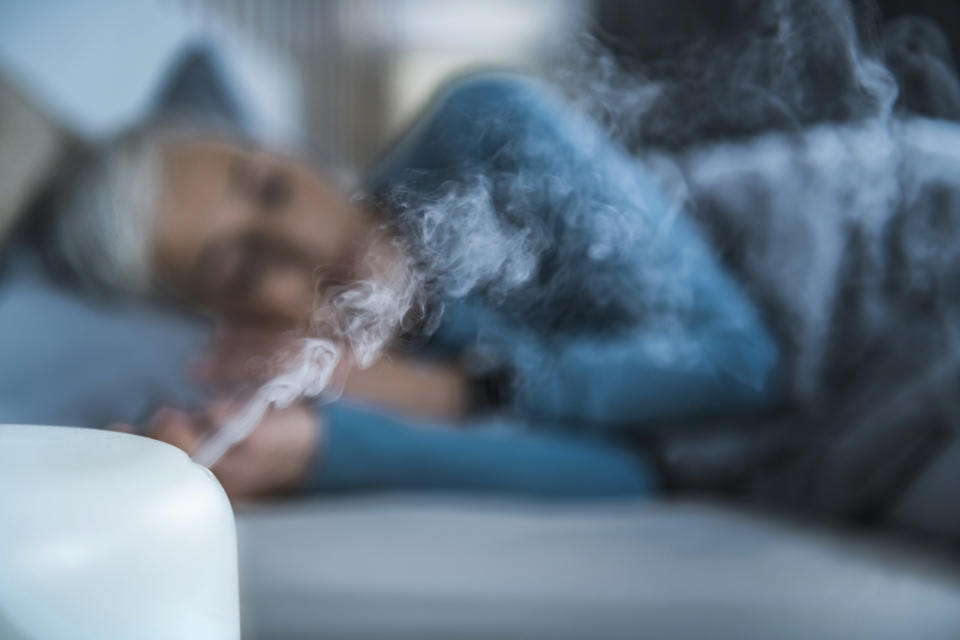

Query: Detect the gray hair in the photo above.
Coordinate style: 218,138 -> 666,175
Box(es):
48,128 -> 167,296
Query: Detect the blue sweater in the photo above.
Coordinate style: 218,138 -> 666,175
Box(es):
308,74 -> 782,496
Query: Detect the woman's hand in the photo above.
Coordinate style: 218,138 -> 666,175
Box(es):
117,402 -> 320,501
342,354 -> 470,421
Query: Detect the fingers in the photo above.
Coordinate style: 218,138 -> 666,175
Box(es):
147,407 -> 204,455
120,392 -> 319,503
209,402 -> 320,501
210,454 -> 257,501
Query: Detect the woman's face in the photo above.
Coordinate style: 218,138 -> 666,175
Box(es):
151,140 -> 375,327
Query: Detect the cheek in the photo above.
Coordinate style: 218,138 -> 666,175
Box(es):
290,179 -> 361,264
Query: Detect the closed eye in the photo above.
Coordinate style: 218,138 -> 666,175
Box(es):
258,170 -> 291,213
229,157 -> 291,214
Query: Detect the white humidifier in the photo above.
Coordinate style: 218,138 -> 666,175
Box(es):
0,425 -> 239,639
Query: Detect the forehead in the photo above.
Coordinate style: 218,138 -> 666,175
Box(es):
165,139 -> 241,191
151,140 -> 245,291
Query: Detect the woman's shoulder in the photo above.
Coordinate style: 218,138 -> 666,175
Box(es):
364,71 -> 553,182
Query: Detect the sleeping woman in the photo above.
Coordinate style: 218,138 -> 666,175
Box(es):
32,74 -> 783,499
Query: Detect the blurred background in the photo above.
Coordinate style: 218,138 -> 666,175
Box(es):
5,0 -> 960,208
195,0 -> 585,166
5,0 -> 960,236
0,0 -> 589,242
3,0 -> 584,159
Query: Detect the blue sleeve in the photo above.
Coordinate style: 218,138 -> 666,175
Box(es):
372,73 -> 782,429
506,298 -> 781,428
304,401 -> 657,498
432,250 -> 781,428
503,168 -> 782,426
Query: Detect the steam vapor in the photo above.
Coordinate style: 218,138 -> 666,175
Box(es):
193,235 -> 423,467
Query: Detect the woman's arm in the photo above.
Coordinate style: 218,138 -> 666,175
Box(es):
370,73 -> 783,430
308,401 -> 657,497
341,354 -> 469,421
139,398 -> 657,499
506,310 -> 781,429
503,206 -> 783,428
